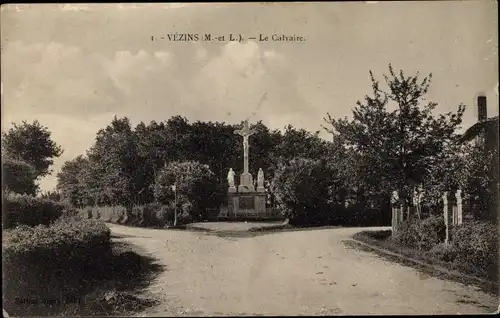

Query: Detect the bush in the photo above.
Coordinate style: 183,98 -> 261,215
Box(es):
79,201 -> 200,228
392,215 -> 446,251
391,220 -> 418,248
178,202 -> 194,224
414,215 -> 446,250
270,158 -> 333,226
3,219 -> 112,311
3,219 -> 111,261
153,161 -> 218,223
427,243 -> 458,262
3,193 -> 77,229
450,221 -> 498,277
142,203 -> 162,226
156,203 -> 174,227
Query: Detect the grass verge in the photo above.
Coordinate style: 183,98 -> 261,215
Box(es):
350,230 -> 499,296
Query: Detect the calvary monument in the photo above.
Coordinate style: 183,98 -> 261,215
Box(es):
226,120 -> 267,218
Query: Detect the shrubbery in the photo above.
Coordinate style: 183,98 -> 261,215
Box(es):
425,222 -> 498,280
3,218 -> 112,313
449,221 -> 498,276
271,158 -> 333,226
392,215 -> 446,251
3,193 -> 77,229
79,202 -> 192,228
153,161 -> 218,223
3,218 -> 111,264
389,216 -> 498,280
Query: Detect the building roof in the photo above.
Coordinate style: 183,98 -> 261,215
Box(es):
460,116 -> 499,143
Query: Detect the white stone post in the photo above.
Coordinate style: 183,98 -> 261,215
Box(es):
455,190 -> 463,225
443,192 -> 449,245
391,191 -> 399,235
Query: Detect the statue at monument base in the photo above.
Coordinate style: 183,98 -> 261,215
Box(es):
227,168 -> 236,193
257,168 -> 265,192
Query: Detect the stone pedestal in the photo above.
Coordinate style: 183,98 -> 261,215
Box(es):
227,191 -> 267,218
228,192 -> 239,218
254,193 -> 266,214
238,173 -> 255,192
257,186 -> 265,193
228,186 -> 237,193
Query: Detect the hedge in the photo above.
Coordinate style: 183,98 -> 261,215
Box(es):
390,217 -> 498,280
392,215 -> 446,251
3,193 -> 78,229
3,218 -> 112,315
428,221 -> 499,279
3,218 -> 111,267
79,202 -> 200,228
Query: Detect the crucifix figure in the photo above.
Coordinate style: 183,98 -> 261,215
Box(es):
234,120 -> 257,174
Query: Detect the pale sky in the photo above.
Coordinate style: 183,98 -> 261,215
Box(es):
1,2 -> 498,191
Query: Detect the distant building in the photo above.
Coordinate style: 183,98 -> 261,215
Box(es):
460,95 -> 499,150
459,94 -> 499,224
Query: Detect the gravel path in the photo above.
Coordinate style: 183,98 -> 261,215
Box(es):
108,224 -> 498,316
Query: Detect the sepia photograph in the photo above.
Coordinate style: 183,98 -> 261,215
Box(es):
1,2 -> 499,316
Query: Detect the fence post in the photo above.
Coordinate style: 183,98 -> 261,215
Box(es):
443,191 -> 458,244
391,191 -> 400,236
455,189 -> 463,225
412,190 -> 422,220
443,192 -> 449,245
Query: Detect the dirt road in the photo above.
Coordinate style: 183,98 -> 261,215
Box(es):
108,224 -> 498,316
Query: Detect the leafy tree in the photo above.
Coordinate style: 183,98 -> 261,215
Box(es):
56,155 -> 90,206
274,125 -> 329,165
324,64 -> 465,214
249,121 -> 283,181
271,157 -> 334,226
86,116 -> 139,205
189,120 -> 240,185
424,142 -> 499,220
164,116 -> 191,162
134,120 -> 169,203
2,156 -> 39,196
62,114 -> 338,212
2,120 -> 63,179
153,161 -> 218,222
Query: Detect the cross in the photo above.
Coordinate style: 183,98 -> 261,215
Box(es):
234,120 -> 257,174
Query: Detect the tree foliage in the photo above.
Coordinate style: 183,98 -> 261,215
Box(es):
56,115 -> 332,208
153,161 -> 218,221
2,156 -> 39,196
271,158 -> 334,226
324,64 -> 465,211
56,155 -> 90,206
86,116 -> 140,206
2,120 -> 63,179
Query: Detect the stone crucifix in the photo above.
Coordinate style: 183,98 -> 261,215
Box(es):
234,120 -> 257,174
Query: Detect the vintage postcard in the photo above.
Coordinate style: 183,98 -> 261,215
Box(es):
1,2 -> 498,316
